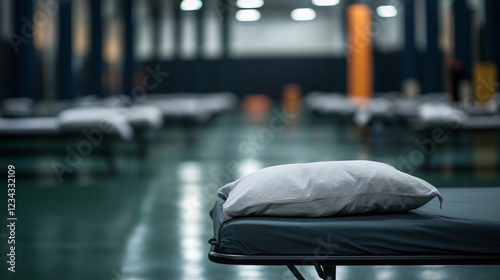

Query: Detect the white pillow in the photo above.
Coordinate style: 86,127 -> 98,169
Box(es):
218,161 -> 443,221
418,103 -> 467,127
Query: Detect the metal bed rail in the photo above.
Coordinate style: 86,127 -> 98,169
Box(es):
209,245 -> 500,280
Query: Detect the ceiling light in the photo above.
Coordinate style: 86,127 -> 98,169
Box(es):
291,8 -> 316,21
236,0 -> 264,9
312,0 -> 339,7
236,9 -> 261,22
180,0 -> 203,11
376,5 -> 397,17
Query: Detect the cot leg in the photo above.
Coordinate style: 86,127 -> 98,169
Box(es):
137,132 -> 148,157
287,265 -> 306,280
322,265 -> 336,280
422,131 -> 433,170
102,142 -> 118,175
314,264 -> 324,278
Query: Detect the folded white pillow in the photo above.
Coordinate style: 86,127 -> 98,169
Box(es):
218,161 -> 443,221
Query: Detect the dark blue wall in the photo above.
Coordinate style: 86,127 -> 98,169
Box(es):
142,50 -> 432,99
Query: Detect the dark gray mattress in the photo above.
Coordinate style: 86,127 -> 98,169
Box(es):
210,188 -> 500,255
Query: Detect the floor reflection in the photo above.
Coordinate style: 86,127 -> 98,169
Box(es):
179,162 -> 206,280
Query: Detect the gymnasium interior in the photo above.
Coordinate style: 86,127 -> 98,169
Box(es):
1,0 -> 499,279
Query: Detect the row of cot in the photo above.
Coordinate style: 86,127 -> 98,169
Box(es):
304,91 -> 500,130
0,92 -> 237,174
1,91 -> 237,120
304,91 -> 500,170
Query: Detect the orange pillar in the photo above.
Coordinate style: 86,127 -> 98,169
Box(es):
347,5 -> 373,106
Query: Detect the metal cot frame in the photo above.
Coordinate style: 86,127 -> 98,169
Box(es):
209,245 -> 500,280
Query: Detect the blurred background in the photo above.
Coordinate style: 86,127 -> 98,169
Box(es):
0,0 -> 499,279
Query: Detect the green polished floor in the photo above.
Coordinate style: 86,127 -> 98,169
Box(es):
1,108 -> 500,280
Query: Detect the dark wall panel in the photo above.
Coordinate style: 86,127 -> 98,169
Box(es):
230,57 -> 346,97
144,51 -> 435,98
373,51 -> 403,93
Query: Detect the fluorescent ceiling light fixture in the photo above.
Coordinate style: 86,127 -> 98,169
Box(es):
236,9 -> 261,22
312,0 -> 339,6
180,0 -> 203,11
237,0 -> 264,9
376,5 -> 397,17
291,8 -> 316,21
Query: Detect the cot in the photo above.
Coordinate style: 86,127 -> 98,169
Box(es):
142,92 -> 237,123
0,107 -> 135,174
209,187 -> 500,280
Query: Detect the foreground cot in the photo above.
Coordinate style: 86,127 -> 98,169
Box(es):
209,187 -> 500,280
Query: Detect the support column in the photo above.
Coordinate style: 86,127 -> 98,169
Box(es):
13,0 -> 36,99
196,4 -> 204,59
91,0 -> 103,97
173,0 -> 182,60
172,0 -> 182,92
152,0 -> 161,60
122,0 -> 134,96
474,0 -> 498,104
485,0 -> 500,67
220,0 -> 231,92
195,3 -> 205,92
403,0 -> 416,80
347,4 -> 372,105
425,0 -> 441,93
402,0 -> 419,98
453,0 -> 472,80
0,2 -> 3,100
58,0 -> 74,100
